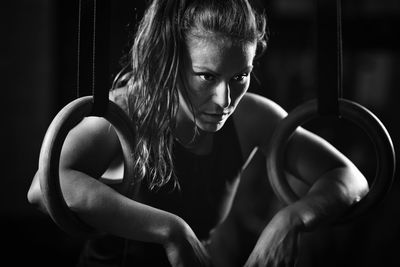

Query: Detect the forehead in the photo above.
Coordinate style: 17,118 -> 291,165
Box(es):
184,33 -> 256,71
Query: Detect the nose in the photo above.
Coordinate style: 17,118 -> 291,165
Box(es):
213,81 -> 231,109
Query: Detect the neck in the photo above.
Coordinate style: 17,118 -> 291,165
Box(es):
174,108 -> 213,155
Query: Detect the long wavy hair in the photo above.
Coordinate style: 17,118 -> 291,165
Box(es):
112,0 -> 268,191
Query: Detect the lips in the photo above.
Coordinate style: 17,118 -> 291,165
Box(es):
204,112 -> 227,116
201,111 -> 229,122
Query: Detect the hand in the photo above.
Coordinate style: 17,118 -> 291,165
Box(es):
244,209 -> 302,267
164,218 -> 213,267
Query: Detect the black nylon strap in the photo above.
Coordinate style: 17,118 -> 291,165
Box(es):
76,0 -> 94,99
316,0 -> 343,116
77,0 -> 110,117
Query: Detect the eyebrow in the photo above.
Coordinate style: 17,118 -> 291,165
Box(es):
192,65 -> 253,75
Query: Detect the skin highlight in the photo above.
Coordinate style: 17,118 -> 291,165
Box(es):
26,1 -> 369,266
175,33 -> 257,152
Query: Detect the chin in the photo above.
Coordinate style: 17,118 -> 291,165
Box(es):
196,120 -> 226,133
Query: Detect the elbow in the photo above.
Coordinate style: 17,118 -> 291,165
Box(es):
342,165 -> 370,206
354,174 -> 369,205
27,169 -> 90,213
27,185 -> 37,205
27,172 -> 40,206
27,171 -> 49,213
27,178 -> 46,212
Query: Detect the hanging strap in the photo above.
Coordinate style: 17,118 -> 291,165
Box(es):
77,0 -> 110,116
316,0 -> 343,116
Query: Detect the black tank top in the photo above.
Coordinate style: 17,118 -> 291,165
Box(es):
77,116 -> 243,266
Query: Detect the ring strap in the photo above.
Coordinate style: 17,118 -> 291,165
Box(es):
77,0 -> 110,117
316,0 -> 342,116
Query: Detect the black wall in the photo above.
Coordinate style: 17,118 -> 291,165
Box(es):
2,0 -> 399,266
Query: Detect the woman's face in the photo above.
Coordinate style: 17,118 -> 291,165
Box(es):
179,33 -> 257,132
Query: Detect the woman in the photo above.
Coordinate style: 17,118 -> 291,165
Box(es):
27,0 -> 369,266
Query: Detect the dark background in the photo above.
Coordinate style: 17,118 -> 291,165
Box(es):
1,0 -> 399,266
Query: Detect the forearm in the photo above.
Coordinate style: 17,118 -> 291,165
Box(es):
283,166 -> 369,231
60,169 -> 185,245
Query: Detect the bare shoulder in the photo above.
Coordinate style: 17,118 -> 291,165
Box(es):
233,93 -> 288,154
236,93 -> 287,118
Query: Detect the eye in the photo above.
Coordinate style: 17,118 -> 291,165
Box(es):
232,73 -> 249,82
198,73 -> 216,82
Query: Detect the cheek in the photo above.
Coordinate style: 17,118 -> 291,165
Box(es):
231,83 -> 249,104
186,82 -> 213,107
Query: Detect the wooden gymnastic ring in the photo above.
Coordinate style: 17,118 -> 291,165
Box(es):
267,98 -> 395,222
38,96 -> 136,237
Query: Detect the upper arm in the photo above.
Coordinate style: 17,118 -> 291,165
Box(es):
59,116 -> 122,178
237,93 -> 353,187
27,116 -> 123,211
61,87 -> 129,179
235,93 -> 287,156
284,127 -> 352,186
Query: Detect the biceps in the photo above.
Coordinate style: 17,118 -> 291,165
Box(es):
59,117 -> 121,178
284,127 -> 348,186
